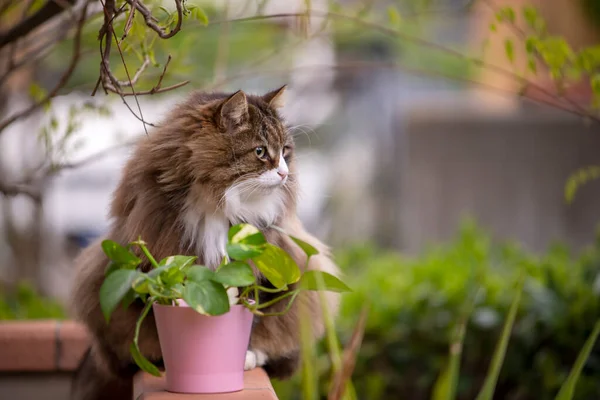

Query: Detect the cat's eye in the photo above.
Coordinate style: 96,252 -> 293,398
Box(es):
283,145 -> 292,158
255,147 -> 267,159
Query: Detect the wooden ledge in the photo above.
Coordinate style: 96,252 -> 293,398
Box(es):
134,368 -> 279,400
0,320 -> 89,372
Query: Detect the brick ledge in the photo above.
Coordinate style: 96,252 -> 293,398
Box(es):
0,320 -> 89,372
135,368 -> 278,399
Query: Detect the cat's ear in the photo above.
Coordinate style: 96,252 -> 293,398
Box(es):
263,85 -> 287,109
219,90 -> 248,128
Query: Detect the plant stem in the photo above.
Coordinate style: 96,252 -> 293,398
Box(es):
134,296 -> 155,346
138,242 -> 159,269
240,286 -> 253,299
256,291 -> 300,316
256,285 -> 284,293
254,286 -> 259,307
255,290 -> 298,310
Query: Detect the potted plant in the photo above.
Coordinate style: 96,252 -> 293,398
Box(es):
98,223 -> 351,394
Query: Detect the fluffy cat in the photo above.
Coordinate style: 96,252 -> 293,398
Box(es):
69,86 -> 340,400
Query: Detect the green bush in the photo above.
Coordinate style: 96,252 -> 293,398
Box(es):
273,220 -> 600,400
0,282 -> 66,320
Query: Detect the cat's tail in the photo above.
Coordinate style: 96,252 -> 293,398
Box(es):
70,345 -> 137,400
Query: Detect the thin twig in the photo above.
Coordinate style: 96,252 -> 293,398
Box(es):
0,0 -> 90,136
122,0 -> 138,40
108,21 -> 148,134
116,55 -> 150,87
125,0 -> 183,39
0,138 -> 139,200
149,54 -> 170,93
122,80 -> 190,96
210,10 -> 598,122
0,0 -> 77,48
205,61 -> 597,121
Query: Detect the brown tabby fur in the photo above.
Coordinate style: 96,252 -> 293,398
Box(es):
69,87 -> 340,400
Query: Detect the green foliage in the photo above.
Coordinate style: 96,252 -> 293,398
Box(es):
0,282 -> 66,320
274,220 -> 600,400
504,39 -> 515,64
565,165 -> 600,204
99,223 -> 351,375
555,320 -> 600,400
489,5 -> 600,108
475,277 -> 524,400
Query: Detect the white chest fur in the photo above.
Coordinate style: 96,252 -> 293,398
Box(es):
182,189 -> 285,269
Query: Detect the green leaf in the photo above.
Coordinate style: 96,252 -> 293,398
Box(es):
130,343 -> 161,376
489,23 -> 497,32
147,265 -> 173,279
29,82 -> 47,102
101,240 -> 141,268
523,6 -> 544,32
187,265 -> 215,282
504,38 -> 515,63
158,6 -> 170,17
227,243 -> 264,260
183,281 -> 230,316
299,271 -> 352,293
475,278 -> 523,400
121,289 -> 137,310
130,299 -> 161,377
132,274 -> 151,294
148,49 -> 158,67
228,223 -> 257,242
213,261 -> 256,287
193,7 -> 209,25
162,268 -> 185,286
290,235 -> 319,258
525,36 -> 537,54
565,165 -> 600,204
104,261 -> 120,276
528,58 -> 537,74
100,269 -> 140,322
158,255 -> 197,270
252,243 -> 301,289
496,6 -> 515,23
228,224 -> 266,246
555,320 -> 600,400
387,6 -> 401,26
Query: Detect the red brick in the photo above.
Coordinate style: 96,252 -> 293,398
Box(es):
57,321 -> 89,371
0,320 -> 90,372
0,321 -> 57,371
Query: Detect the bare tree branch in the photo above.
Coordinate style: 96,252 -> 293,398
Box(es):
0,180 -> 41,200
0,0 -> 77,49
94,0 -> 188,125
0,138 -> 139,200
206,61 -> 597,121
125,0 -> 182,39
0,0 -> 90,136
121,0 -> 138,40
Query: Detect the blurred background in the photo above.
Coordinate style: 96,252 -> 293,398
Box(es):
1,0 -> 600,399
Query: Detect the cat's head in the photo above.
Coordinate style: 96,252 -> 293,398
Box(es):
163,85 -> 296,226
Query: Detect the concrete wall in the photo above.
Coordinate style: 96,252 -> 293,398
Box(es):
396,102 -> 600,253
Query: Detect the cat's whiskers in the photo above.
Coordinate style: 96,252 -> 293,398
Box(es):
288,124 -> 317,145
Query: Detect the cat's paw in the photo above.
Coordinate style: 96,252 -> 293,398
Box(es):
244,350 -> 268,370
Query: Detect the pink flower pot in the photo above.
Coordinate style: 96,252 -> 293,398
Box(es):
152,302 -> 254,393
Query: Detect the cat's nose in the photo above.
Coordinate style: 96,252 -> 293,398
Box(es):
277,170 -> 288,179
